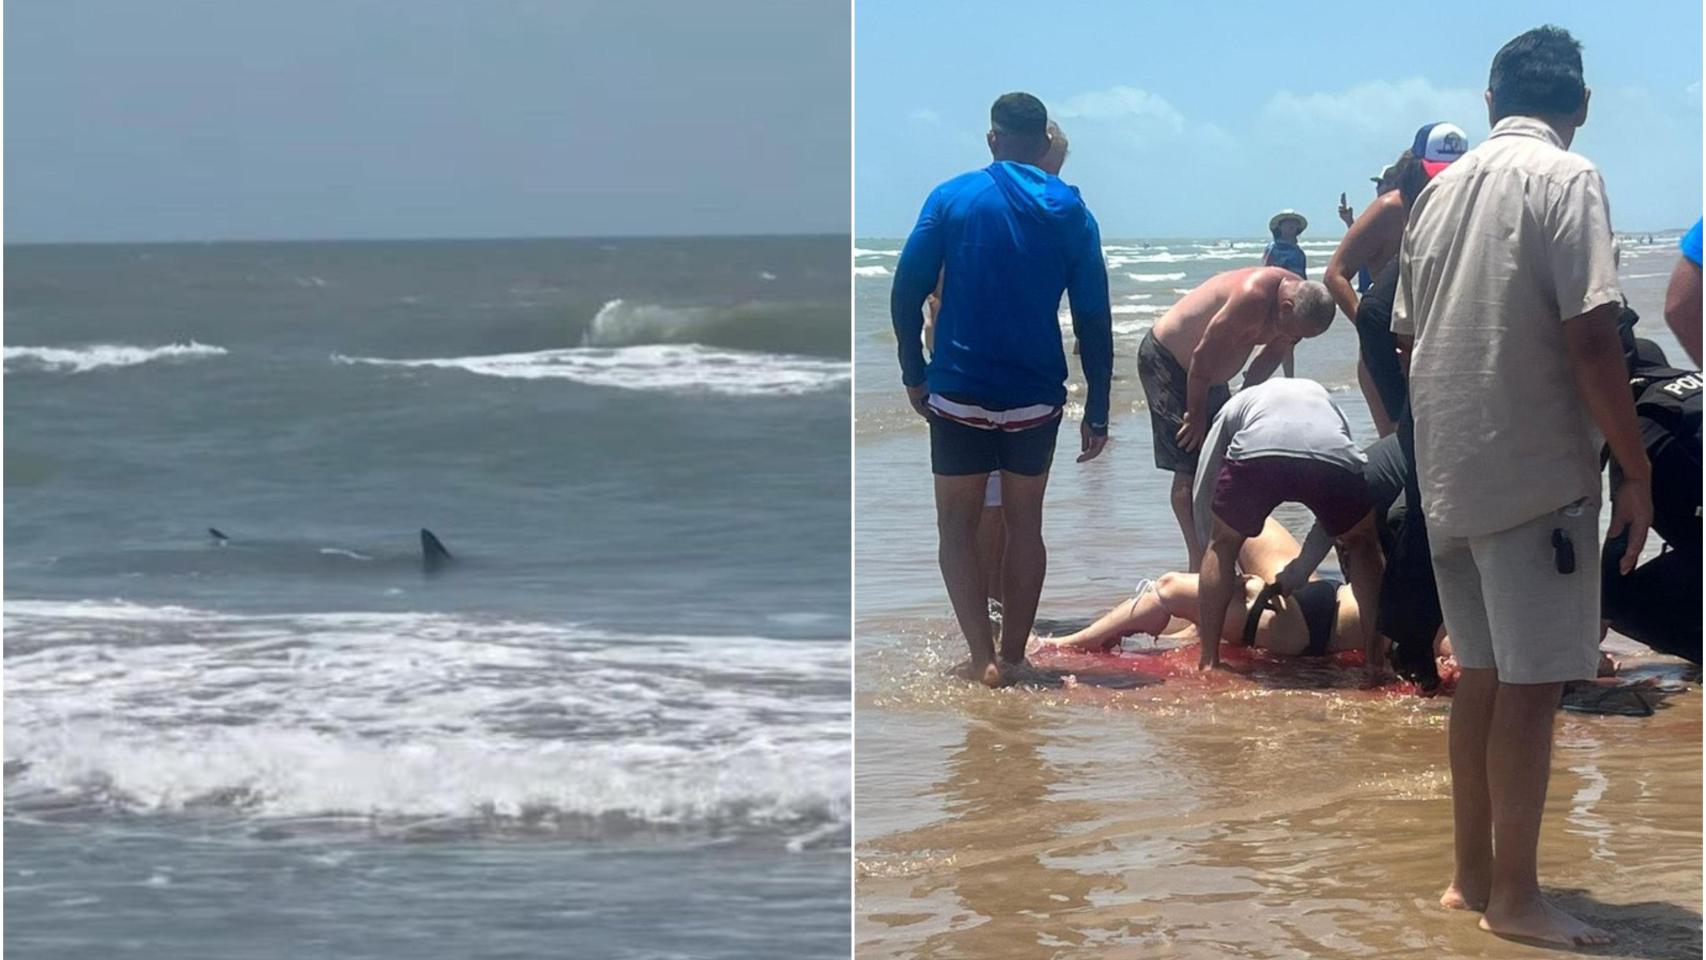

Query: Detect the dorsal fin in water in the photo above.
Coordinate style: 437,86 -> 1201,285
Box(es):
421,528 -> 453,572
208,527 -> 229,544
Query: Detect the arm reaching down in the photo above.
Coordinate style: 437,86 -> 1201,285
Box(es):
1564,305 -> 1652,573
1179,285 -> 1264,451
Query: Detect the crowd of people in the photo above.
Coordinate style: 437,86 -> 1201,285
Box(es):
889,25 -> 1700,948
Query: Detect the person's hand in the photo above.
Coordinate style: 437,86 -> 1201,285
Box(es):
1175,413 -> 1206,453
1077,421 -> 1108,463
1609,476 -> 1653,575
906,383 -> 930,421
1272,564 -> 1306,597
1337,192 -> 1354,227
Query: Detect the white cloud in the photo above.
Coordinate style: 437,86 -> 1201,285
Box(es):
1056,86 -> 1188,135
1261,77 -> 1485,143
907,108 -> 941,126
1687,80 -> 1701,106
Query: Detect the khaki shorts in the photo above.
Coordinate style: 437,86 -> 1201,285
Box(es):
1429,498 -> 1602,684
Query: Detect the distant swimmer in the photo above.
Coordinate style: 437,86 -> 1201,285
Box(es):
1260,209 -> 1308,279
1137,266 -> 1335,569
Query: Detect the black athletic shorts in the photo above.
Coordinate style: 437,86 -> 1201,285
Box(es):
929,409 -> 1062,477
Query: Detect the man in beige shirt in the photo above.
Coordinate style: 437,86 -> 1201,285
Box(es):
1394,26 -> 1651,948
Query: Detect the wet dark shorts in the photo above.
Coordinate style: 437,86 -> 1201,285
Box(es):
1138,330 -> 1229,474
929,410 -> 1062,477
1212,455 -> 1373,538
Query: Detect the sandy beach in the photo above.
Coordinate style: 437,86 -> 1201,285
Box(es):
854,237 -> 1702,959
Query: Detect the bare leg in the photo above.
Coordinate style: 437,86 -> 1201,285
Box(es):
1195,516 -> 1247,669
1046,574 -> 1179,651
997,469 -> 1049,665
1333,513 -> 1386,677
935,474 -> 999,686
1479,681 -> 1613,946
1443,666 -> 1496,912
977,505 -> 1005,606
1169,471 -> 1202,572
1357,358 -> 1396,437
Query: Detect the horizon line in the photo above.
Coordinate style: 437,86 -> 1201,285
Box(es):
3,229 -> 852,248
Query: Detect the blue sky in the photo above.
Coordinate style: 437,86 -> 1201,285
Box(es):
7,1 -> 849,242
857,0 -> 1702,238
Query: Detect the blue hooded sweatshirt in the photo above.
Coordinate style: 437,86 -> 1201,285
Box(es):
891,161 -> 1113,430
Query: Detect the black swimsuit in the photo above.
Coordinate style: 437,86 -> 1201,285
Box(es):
1243,579 -> 1342,656
1292,580 -> 1342,657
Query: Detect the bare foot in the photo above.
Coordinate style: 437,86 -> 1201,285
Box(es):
1440,882 -> 1486,912
978,662 -> 1006,688
1480,894 -> 1612,947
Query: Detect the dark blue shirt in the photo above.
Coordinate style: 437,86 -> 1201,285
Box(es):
1263,239 -> 1307,278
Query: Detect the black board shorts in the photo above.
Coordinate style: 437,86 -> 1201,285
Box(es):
929,407 -> 1061,477
1138,329 -> 1229,474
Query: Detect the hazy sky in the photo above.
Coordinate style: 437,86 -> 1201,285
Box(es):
858,0 -> 1702,238
7,0 -> 850,242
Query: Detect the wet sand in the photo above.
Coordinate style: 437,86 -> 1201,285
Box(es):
854,242 -> 1701,959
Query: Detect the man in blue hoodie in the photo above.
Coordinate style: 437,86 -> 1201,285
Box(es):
892,92 -> 1115,688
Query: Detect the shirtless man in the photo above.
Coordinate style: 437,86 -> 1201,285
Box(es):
1327,124 -> 1470,436
1137,266 -> 1336,569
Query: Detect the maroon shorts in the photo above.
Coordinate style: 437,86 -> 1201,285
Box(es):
1212,455 -> 1372,538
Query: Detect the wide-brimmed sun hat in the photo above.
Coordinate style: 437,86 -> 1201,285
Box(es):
1268,209 -> 1308,234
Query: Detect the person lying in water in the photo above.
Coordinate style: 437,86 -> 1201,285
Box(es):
1037,516 -> 1453,670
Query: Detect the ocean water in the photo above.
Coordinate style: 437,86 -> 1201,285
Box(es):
855,234 -> 1701,958
5,237 -> 850,959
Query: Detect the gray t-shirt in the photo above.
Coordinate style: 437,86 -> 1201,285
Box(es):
1221,379 -> 1365,469
1191,379 -> 1365,549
